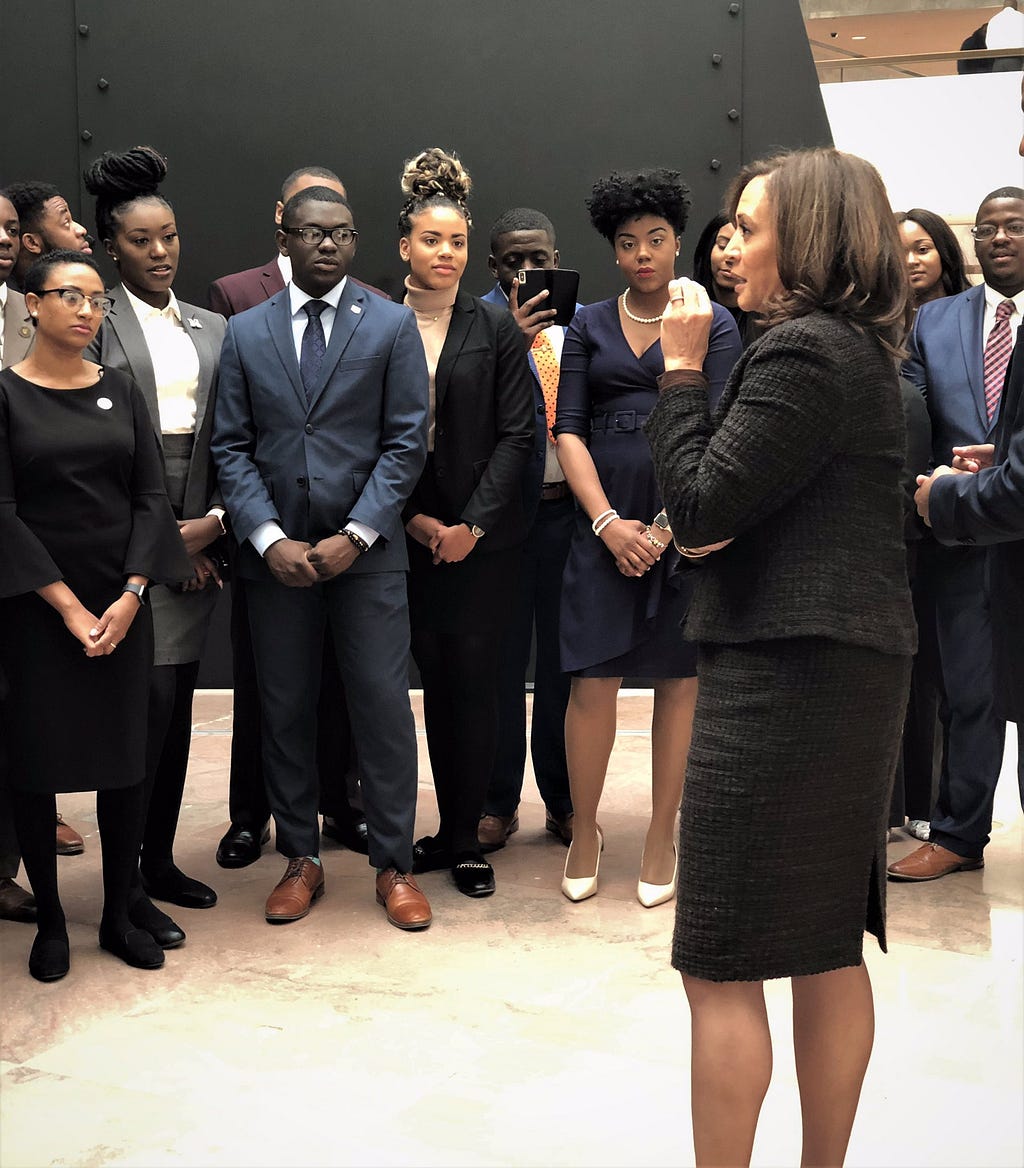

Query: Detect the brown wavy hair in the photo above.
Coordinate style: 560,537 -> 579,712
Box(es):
725,148 -> 912,356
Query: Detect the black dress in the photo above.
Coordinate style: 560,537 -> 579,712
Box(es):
553,298 -> 740,676
0,367 -> 191,793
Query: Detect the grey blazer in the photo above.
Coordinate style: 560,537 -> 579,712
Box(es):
2,288 -> 34,368
88,285 -> 226,519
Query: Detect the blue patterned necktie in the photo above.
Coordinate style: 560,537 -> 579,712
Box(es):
300,299 -> 328,403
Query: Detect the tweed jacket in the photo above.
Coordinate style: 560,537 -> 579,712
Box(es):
645,311 -> 916,656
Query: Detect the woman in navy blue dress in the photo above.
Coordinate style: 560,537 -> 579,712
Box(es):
553,170 -> 740,906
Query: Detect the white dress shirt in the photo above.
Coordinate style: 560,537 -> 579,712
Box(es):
982,283 -> 1024,351
122,286 -> 201,434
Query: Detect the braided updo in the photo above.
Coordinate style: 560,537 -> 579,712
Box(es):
398,147 -> 472,236
83,145 -> 171,243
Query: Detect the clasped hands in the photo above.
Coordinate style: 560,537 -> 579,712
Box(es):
64,592 -> 141,657
914,444 -> 995,526
265,535 -> 361,587
178,516 -> 225,592
405,514 -> 477,564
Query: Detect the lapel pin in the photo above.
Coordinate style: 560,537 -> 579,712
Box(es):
187,316 -> 203,329
97,397 -> 113,410
18,325 -> 32,338
350,304 -> 362,314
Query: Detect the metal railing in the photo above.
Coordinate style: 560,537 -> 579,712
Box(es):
814,46 -> 1024,81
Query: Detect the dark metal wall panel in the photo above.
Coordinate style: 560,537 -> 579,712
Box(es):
1,0 -> 830,686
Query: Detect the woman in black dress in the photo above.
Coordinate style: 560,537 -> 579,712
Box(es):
84,146 -> 227,943
0,251 -> 190,981
646,150 -> 915,1166
553,170 -> 740,907
398,148 -> 535,898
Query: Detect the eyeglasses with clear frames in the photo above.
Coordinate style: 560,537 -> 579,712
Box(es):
970,222 -> 1024,242
36,288 -> 114,315
281,227 -> 358,247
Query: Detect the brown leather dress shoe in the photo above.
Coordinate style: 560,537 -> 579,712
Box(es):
887,842 -> 984,882
375,868 -> 431,930
265,858 -> 325,922
545,810 -> 574,846
477,812 -> 519,852
56,813 -> 84,856
0,877 -> 37,923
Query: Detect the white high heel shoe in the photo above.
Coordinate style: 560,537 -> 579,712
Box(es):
637,845 -> 678,908
561,828 -> 604,902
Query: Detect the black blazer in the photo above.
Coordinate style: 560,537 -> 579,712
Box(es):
404,290 -> 535,553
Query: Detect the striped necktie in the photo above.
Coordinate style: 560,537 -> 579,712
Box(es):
984,299 -> 1015,423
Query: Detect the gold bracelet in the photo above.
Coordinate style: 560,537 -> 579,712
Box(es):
644,525 -> 666,550
676,544 -> 711,559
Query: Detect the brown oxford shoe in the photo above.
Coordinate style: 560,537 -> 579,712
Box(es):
0,877 -> 37,923
375,868 -> 432,931
545,810 -> 574,846
887,842 -> 984,882
56,813 -> 84,856
265,858 -> 325,922
477,812 -> 519,852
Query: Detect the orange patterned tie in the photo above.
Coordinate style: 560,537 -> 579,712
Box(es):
531,329 -> 560,443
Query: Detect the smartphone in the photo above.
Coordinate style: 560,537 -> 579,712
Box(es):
516,268 -> 580,327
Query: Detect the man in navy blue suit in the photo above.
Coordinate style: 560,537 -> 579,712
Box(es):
212,186 -> 433,929
478,208 -> 579,851
890,185 -> 1024,882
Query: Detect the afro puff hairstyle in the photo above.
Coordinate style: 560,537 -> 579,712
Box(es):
586,168 -> 691,244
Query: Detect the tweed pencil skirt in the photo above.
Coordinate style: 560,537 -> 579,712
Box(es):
672,637 -> 911,982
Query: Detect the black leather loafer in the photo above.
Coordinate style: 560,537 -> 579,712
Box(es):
322,814 -> 370,855
141,866 -> 218,910
412,835 -> 454,874
216,823 -> 270,869
129,896 -> 186,949
452,858 -> 496,898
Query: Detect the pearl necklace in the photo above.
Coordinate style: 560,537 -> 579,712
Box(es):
621,288 -> 663,324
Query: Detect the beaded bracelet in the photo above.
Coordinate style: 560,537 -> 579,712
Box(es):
342,528 -> 369,554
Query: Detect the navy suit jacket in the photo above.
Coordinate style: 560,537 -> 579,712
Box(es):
903,284 -> 1000,465
480,282 -> 582,522
88,287 -> 226,521
930,332 -> 1024,719
211,279 -> 429,580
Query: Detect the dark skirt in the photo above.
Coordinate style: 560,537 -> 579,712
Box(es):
672,637 -> 911,982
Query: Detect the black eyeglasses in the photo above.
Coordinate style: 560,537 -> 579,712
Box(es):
282,227 -> 358,247
970,222 -> 1024,241
36,288 -> 114,315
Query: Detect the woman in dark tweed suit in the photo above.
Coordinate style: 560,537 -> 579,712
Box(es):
645,149 -> 916,1167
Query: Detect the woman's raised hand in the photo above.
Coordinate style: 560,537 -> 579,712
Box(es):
661,277 -> 713,372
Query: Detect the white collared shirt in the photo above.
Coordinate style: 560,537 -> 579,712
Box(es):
122,285 -> 200,434
0,282 -> 7,364
277,253 -> 292,286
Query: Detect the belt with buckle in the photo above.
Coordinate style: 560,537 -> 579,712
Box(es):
540,481 -> 569,501
591,410 -> 650,434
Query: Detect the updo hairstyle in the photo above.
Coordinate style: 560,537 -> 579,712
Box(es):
398,147 -> 472,236
586,168 -> 691,244
83,145 -> 171,243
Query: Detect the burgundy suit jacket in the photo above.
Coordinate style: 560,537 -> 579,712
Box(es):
208,258 -> 389,318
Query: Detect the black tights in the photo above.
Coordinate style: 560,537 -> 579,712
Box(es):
11,784 -> 145,938
138,660 -> 200,880
411,629 -> 501,856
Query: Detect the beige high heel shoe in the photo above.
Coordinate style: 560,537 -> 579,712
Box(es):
561,828 -> 604,902
637,844 -> 678,908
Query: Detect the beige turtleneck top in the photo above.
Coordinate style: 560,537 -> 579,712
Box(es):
404,277 -> 457,452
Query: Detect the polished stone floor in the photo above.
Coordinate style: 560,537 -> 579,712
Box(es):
1,693 -> 1021,1168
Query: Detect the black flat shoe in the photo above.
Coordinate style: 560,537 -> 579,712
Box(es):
216,823 -> 270,869
99,926 -> 165,970
29,932 -> 70,982
412,835 -> 454,875
129,896 -> 186,949
452,858 -> 496,898
322,814 -> 370,855
141,865 -> 218,909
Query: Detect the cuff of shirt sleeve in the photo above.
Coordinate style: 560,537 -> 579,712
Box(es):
343,519 -> 379,548
657,369 -> 710,391
250,520 -> 288,557
206,507 -> 227,535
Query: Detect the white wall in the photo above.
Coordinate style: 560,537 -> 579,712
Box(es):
820,71 -> 1023,220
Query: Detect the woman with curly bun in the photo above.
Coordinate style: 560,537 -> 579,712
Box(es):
83,146 -> 227,946
553,169 -> 741,906
895,207 -> 970,310
398,149 -> 535,898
